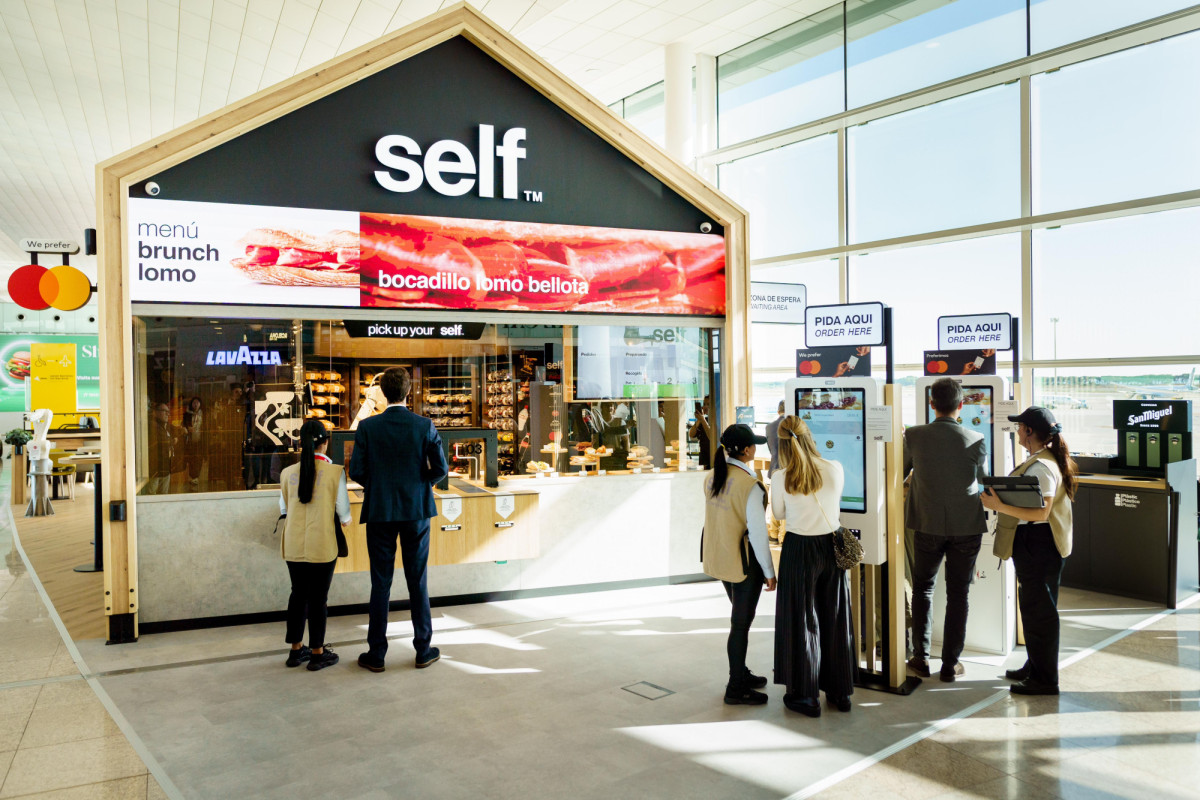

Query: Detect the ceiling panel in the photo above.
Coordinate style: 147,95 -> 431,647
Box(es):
0,0 -> 832,267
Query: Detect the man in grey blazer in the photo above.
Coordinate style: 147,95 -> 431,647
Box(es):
903,377 -> 988,682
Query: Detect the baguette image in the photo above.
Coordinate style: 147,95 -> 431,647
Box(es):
359,213 -> 725,315
231,228 -> 360,287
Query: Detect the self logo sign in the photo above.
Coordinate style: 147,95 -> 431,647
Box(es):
374,124 -> 531,200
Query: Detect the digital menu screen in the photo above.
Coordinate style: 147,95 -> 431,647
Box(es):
795,388 -> 866,513
925,384 -> 993,476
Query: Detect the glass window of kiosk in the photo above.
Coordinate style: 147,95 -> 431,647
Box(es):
133,317 -> 720,495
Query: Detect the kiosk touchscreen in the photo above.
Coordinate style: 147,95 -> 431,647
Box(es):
913,374 -> 1014,655
784,377 -> 886,565
915,376 -> 1007,476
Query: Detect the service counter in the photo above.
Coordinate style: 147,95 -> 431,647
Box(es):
1064,460 -> 1198,608
135,470 -> 708,628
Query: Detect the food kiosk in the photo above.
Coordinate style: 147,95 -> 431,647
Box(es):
96,6 -> 751,639
783,376 -> 888,565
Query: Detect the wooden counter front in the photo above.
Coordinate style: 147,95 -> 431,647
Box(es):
336,483 -> 539,574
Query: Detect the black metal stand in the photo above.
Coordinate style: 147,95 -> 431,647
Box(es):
74,462 -> 103,573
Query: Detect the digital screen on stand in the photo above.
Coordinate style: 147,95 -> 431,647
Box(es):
794,388 -> 866,513
925,385 -> 993,476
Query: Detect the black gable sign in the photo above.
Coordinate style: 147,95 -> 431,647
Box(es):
136,37 -> 716,235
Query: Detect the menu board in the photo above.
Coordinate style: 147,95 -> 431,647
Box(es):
575,326 -> 706,399
925,384 -> 994,476
127,198 -> 725,316
795,388 -> 866,513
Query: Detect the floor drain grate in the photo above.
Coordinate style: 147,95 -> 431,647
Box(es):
622,681 -> 675,700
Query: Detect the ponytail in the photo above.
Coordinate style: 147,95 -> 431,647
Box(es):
709,444 -> 730,498
1047,431 -> 1078,501
297,419 -> 328,504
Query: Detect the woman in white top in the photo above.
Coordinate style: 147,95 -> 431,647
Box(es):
771,415 -> 856,716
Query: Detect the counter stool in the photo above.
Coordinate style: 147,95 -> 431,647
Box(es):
49,451 -> 77,500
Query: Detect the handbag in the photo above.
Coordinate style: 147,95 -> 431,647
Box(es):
817,501 -> 864,571
333,512 -> 349,559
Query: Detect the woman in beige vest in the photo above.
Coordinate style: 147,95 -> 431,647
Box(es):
772,416 -> 856,716
279,420 -> 351,671
982,406 -> 1077,696
701,424 -> 777,706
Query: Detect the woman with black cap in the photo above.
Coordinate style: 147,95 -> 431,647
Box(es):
278,419 -> 352,671
981,406 -> 1077,696
771,415 -> 856,716
701,423 -> 777,705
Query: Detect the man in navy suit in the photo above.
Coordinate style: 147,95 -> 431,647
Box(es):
349,367 -> 448,671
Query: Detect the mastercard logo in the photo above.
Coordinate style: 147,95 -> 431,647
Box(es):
926,360 -> 949,374
7,265 -> 93,311
798,359 -> 822,375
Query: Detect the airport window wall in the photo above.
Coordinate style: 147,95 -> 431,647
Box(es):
610,1 -> 1200,456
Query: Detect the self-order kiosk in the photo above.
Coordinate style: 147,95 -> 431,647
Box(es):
914,374 -> 1015,656
784,377 -> 887,565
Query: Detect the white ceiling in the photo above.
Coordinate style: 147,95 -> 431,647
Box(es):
0,0 -> 840,274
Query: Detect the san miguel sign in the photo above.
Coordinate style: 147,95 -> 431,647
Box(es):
126,37 -> 726,318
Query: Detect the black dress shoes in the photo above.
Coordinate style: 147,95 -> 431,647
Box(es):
357,652 -> 386,673
1010,679 -> 1059,696
1005,664 -> 1031,681
827,694 -> 852,713
783,694 -> 821,717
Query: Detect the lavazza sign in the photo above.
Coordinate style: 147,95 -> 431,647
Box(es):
374,124 -> 542,202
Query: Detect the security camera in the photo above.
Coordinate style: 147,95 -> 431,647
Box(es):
699,222 -> 713,234
145,181 -> 161,196
16,314 -> 24,320
88,316 -> 95,323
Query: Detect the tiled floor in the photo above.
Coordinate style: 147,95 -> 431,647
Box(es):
3,461 -> 1198,799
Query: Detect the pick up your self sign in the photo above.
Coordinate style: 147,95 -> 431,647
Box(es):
938,313 -> 1012,351
805,302 -> 885,347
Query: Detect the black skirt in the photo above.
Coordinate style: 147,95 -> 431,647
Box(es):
774,532 -> 857,699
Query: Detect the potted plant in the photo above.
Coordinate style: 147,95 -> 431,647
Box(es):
4,429 -> 32,457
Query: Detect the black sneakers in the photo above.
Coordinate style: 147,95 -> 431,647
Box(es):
744,670 -> 768,689
307,647 -> 339,672
285,645 -> 311,668
724,686 -> 768,706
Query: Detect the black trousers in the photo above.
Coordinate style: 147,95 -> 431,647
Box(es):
285,559 -> 337,649
366,519 -> 432,659
774,533 -> 856,700
1012,523 -> 1065,686
721,551 -> 764,689
910,531 -> 983,667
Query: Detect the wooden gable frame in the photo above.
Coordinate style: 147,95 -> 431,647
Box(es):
95,2 -> 750,640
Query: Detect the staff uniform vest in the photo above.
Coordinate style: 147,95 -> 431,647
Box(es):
702,466 -> 765,583
994,450 -> 1073,560
280,459 -> 341,563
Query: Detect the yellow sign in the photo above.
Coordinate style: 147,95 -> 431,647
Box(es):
30,342 -> 77,413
